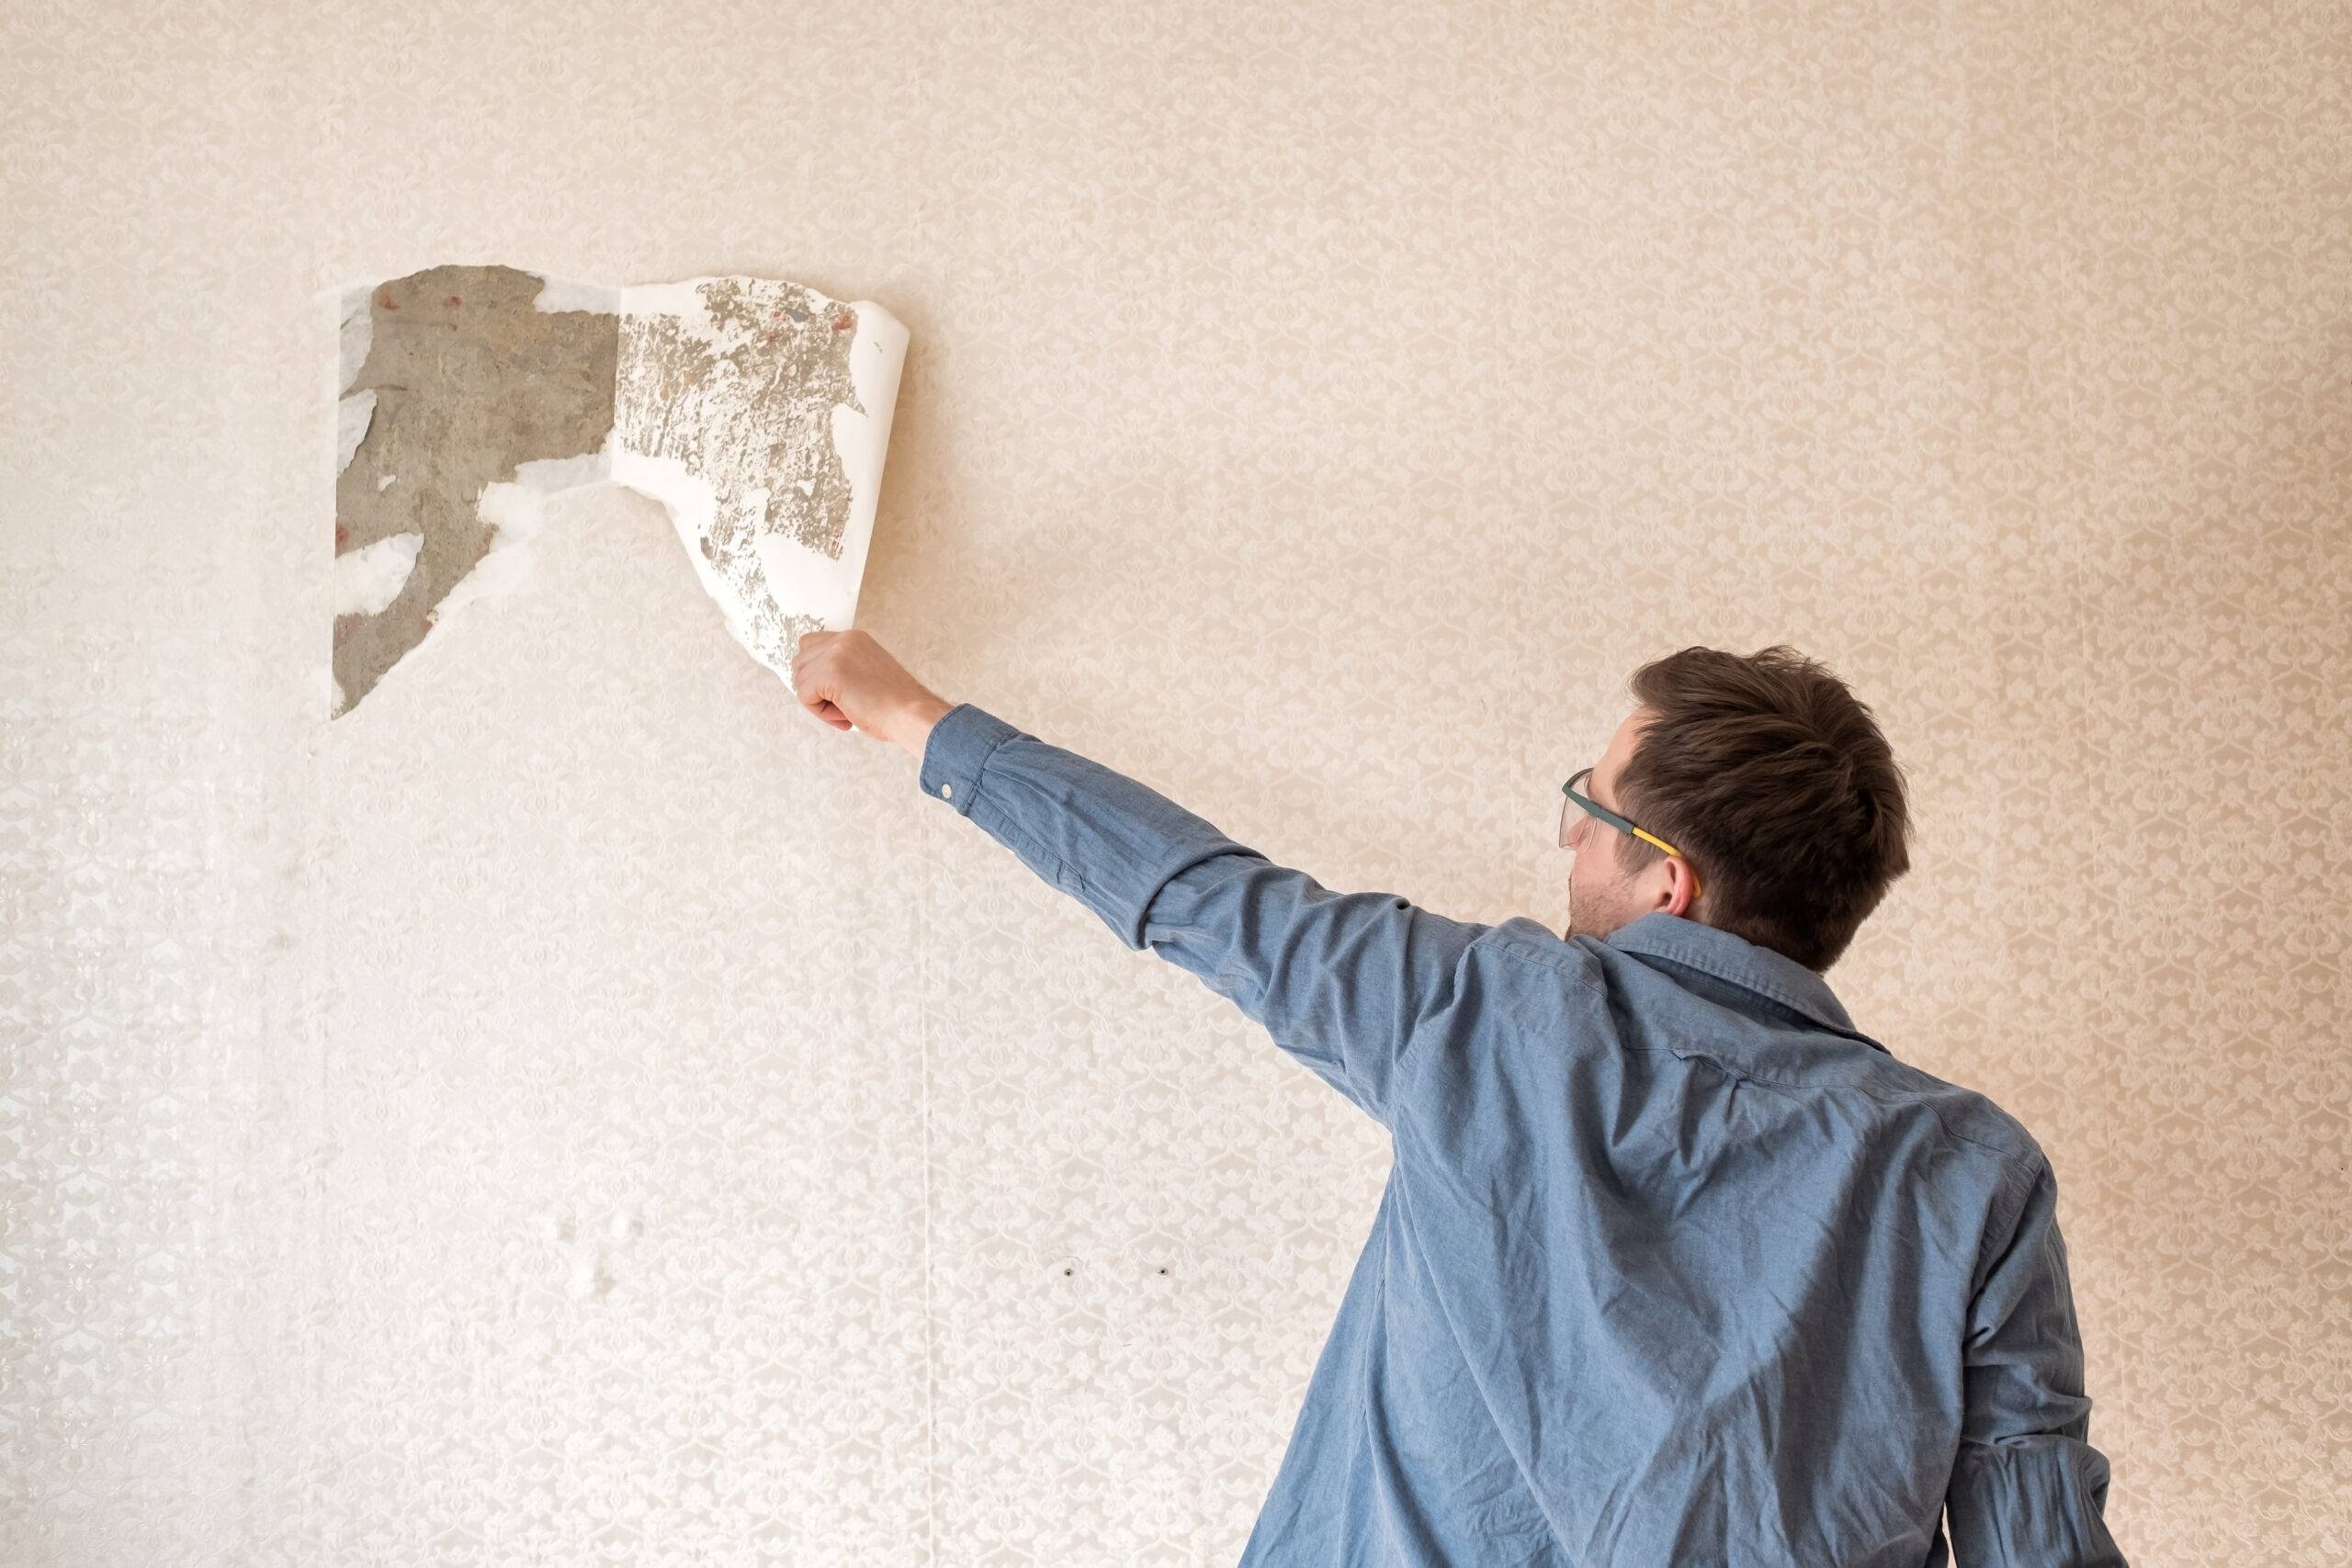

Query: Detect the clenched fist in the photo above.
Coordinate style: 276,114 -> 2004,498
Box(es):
789,627 -> 954,755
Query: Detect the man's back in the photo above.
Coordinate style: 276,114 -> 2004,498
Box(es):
1239,911 -> 2127,1567
911,700 -> 2127,1566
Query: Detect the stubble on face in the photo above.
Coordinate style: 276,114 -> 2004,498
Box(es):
1563,705 -> 1656,943
1565,851 -> 1638,943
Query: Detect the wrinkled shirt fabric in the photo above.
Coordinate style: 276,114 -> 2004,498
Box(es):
919,702 -> 2128,1567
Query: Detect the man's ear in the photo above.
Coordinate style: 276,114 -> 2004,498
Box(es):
1652,856 -> 1702,919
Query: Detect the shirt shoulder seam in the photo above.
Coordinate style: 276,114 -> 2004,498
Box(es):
1484,920 -> 1611,999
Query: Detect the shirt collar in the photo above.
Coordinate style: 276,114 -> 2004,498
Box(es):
1602,911 -> 1862,1039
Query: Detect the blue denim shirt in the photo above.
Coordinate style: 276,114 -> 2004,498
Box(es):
919,703 -> 2128,1567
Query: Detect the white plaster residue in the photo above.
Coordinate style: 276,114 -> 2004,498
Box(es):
377,473 -> 396,491
336,389 -> 377,474
406,443 -> 616,668
338,284 -> 374,393
616,278 -> 721,339
334,531 -> 423,617
440,447 -> 615,618
542,1204 -> 637,1302
567,1249 -> 605,1300
531,275 -> 624,316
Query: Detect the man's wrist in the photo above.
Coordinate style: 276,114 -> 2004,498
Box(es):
894,694 -> 956,756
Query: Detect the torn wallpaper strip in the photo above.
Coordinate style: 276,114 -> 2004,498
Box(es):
331,263 -> 909,716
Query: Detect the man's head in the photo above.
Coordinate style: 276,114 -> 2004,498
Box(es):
1562,645 -> 1912,973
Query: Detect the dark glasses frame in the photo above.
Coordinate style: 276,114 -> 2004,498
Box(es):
1561,767 -> 1702,898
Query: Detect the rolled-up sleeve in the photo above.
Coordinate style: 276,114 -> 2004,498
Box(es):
1944,1157 -> 2131,1567
917,702 -> 1487,1122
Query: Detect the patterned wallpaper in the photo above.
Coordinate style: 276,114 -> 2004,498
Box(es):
4,1 -> 2346,1563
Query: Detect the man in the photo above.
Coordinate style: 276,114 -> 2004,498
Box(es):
790,628 -> 2128,1567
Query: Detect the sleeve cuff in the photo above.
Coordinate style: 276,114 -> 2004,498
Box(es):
917,702 -> 1022,817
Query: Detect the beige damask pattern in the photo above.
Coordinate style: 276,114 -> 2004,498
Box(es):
3,1 -> 2346,1564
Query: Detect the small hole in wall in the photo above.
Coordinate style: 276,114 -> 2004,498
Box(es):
1158,1268 -> 1168,1275
1063,1267 -> 1073,1276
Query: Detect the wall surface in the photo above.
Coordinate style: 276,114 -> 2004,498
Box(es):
5,1 -> 2347,1563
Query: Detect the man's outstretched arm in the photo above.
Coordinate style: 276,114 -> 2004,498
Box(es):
786,631 -> 1487,1124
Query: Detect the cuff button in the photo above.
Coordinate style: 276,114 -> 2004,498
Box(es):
940,783 -> 953,798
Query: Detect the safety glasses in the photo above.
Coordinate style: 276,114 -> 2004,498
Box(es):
1560,767 -> 1702,898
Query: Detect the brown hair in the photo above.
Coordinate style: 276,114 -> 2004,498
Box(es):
1614,645 -> 1911,973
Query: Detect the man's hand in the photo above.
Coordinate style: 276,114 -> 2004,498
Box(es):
789,628 -> 954,755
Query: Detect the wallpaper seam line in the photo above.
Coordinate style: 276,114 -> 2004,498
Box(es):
920,790 -> 938,1566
